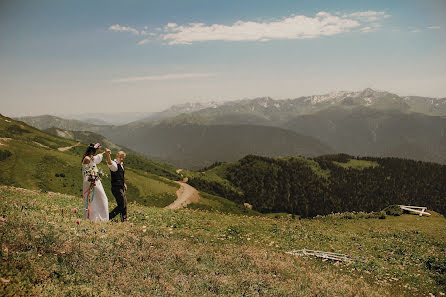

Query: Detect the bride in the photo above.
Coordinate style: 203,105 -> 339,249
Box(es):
81,143 -> 109,221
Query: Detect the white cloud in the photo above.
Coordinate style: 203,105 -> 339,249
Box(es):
347,11 -> 390,22
108,11 -> 390,45
411,29 -> 421,33
137,39 -> 150,45
159,11 -> 389,45
141,30 -> 156,36
108,24 -> 139,35
360,26 -> 373,33
427,26 -> 440,29
112,72 -> 217,83
360,23 -> 382,33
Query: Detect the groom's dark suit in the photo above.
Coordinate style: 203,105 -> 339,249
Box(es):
108,159 -> 127,222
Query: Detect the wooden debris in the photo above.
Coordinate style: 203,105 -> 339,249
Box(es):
286,249 -> 354,262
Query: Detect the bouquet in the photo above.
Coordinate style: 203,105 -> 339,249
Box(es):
83,166 -> 108,184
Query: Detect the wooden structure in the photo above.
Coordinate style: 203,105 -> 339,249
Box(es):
399,205 -> 431,216
286,249 -> 354,262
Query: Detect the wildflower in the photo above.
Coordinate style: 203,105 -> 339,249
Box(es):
73,208 -> 78,214
76,219 -> 80,225
137,210 -> 142,214
130,223 -> 134,227
0,217 -> 6,223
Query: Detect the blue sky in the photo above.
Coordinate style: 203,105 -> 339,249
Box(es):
1,0 -> 445,116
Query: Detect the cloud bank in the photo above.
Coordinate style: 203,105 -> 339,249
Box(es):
109,11 -> 390,45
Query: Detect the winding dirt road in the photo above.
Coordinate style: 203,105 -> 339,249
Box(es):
58,142 -> 80,152
165,181 -> 200,210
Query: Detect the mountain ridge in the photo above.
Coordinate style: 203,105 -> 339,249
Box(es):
14,88 -> 446,167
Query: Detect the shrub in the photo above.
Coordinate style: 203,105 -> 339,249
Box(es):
0,149 -> 12,161
383,205 -> 403,216
425,256 -> 446,289
4,124 -> 29,136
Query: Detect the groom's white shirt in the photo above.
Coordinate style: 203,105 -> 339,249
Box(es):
108,159 -> 124,172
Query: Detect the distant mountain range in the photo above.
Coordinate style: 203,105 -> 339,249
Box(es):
131,88 -> 446,126
43,127 -> 129,152
16,89 -> 446,167
283,107 -> 446,164
137,102 -> 224,124
101,123 -> 333,169
16,115 -> 109,132
55,112 -> 155,125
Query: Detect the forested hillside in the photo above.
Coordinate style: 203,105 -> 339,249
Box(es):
186,154 -> 446,217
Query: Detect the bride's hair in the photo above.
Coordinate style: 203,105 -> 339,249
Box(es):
82,143 -> 100,163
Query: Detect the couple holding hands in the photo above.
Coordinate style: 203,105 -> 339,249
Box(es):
81,143 -> 128,222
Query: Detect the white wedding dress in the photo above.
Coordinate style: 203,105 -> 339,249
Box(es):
82,153 -> 109,221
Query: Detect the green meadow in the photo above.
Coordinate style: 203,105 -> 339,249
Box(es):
1,186 -> 445,296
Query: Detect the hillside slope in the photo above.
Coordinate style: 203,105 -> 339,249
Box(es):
101,123 -> 334,169
0,114 -> 180,208
1,186 -> 445,296
43,127 -> 128,152
15,114 -> 106,132
283,107 -> 446,164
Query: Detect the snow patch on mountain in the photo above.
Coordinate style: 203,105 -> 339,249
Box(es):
164,101 -> 224,113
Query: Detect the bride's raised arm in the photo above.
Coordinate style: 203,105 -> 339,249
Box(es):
93,152 -> 104,164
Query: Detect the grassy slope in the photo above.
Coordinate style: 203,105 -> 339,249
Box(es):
187,191 -> 260,216
1,186 -> 445,296
184,166 -> 242,196
333,159 -> 379,170
281,155 -> 331,178
0,115 -> 179,208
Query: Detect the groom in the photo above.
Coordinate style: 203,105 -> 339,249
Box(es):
105,149 -> 128,222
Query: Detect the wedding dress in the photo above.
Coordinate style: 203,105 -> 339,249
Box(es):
82,153 -> 109,221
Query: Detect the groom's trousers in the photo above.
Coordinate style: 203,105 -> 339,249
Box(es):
109,187 -> 127,222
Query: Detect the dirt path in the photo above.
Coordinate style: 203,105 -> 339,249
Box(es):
58,142 -> 80,152
33,141 -> 50,149
165,181 -> 200,210
0,138 -> 11,146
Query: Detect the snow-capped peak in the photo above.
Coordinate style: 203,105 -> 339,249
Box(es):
165,101 -> 223,113
304,88 -> 387,104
